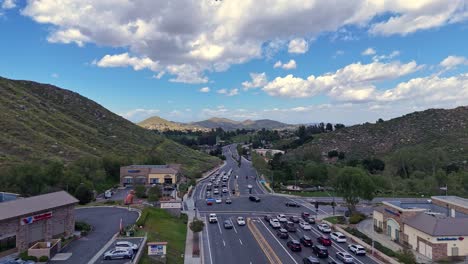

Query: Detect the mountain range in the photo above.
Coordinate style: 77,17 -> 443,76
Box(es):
0,76 -> 219,177
138,116 -> 293,131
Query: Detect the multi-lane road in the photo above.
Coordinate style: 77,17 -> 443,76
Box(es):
192,144 -> 381,264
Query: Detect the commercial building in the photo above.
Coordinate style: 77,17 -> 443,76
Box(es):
120,164 -> 181,186
0,191 -> 77,256
373,196 -> 468,261
253,148 -> 285,157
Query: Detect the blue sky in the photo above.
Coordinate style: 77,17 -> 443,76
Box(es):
0,0 -> 467,124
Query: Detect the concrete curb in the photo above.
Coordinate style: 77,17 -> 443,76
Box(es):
87,232 -> 119,264
132,235 -> 147,264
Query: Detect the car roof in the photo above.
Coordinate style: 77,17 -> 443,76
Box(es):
302,235 -> 311,240
279,228 -> 287,232
291,239 -> 300,243
316,245 -> 327,249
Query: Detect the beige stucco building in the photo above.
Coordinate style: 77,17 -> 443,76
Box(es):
373,196 -> 468,261
120,164 -> 181,186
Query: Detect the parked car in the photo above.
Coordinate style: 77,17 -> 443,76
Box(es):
103,249 -> 133,260
225,198 -> 232,204
348,244 -> 366,256
276,228 -> 289,239
283,221 -> 297,232
224,220 -> 233,229
303,256 -> 320,264
269,218 -> 281,229
336,252 -> 354,263
287,240 -> 302,252
331,232 -> 347,243
300,235 -> 313,247
237,216 -> 246,226
285,201 -> 300,207
277,214 -> 288,223
317,235 -> 332,246
312,245 -> 329,258
249,196 -> 261,202
299,221 -> 312,230
115,241 -> 139,252
209,213 -> 218,223
289,215 -> 300,223
317,223 -> 332,233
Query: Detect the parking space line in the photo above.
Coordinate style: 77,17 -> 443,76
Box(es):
256,217 -> 298,264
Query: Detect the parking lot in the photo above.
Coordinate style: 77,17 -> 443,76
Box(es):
93,237 -> 144,264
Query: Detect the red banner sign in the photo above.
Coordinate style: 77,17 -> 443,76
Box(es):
20,211 -> 53,225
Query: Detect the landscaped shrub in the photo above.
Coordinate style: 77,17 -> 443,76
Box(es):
336,216 -> 346,224
38,256 -> 49,262
75,221 -> 91,235
349,212 -> 367,224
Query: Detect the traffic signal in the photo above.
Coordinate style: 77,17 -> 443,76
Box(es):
315,201 -> 319,210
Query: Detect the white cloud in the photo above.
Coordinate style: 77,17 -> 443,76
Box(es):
288,38 -> 308,54
121,108 -> 160,122
1,0 -> 15,9
440,55 -> 468,70
199,87 -> 210,93
217,88 -> 238,96
273,60 -> 297,70
51,73 -> 59,78
20,0 -> 466,82
333,50 -> 344,58
263,60 -> 423,100
242,72 -> 268,90
362,48 -> 376,56
94,53 -> 160,72
372,51 -> 400,62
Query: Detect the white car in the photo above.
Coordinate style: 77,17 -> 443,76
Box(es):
209,213 -> 218,223
215,198 -> 222,204
317,223 -> 332,233
213,189 -> 219,195
237,216 -> 246,226
277,214 -> 288,223
115,241 -> 139,252
299,221 -> 311,230
331,232 -> 347,243
222,188 -> 228,193
269,218 -> 281,228
348,244 -> 366,256
336,252 -> 354,263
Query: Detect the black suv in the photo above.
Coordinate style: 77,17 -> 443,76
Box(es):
287,240 -> 302,252
285,201 -> 300,207
283,221 -> 297,232
300,235 -> 313,247
276,228 -> 288,239
312,245 -> 328,258
249,196 -> 261,202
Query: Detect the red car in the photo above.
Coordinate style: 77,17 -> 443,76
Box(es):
317,235 -> 332,246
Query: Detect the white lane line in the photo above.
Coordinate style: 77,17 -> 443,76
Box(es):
223,240 -> 226,247
257,217 -> 298,264
239,238 -> 243,245
217,218 -> 223,234
230,217 -> 238,234
309,227 -> 366,264
205,216 -> 213,264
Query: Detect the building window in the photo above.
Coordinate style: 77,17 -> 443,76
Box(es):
150,178 -> 159,184
0,235 -> 16,252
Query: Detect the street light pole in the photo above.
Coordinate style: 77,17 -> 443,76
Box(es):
295,171 -> 298,190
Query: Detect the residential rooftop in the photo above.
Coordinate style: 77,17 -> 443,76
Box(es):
404,213 -> 468,236
384,200 -> 468,218
432,196 -> 468,209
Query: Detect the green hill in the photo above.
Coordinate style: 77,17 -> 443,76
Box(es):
286,106 -> 468,168
138,116 -> 209,132
0,76 -> 219,177
191,117 -> 292,130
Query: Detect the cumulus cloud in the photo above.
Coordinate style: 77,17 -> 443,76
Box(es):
263,60 -> 423,100
217,88 -> 238,96
440,55 -> 468,70
20,0 -> 466,83
362,48 -> 376,56
1,0 -> 15,9
242,72 -> 268,90
94,53 -> 160,72
121,108 -> 160,122
288,38 -> 308,54
372,51 -> 400,62
273,59 -> 297,70
199,87 -> 210,93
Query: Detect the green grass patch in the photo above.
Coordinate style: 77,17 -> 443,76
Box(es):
282,191 -> 335,197
138,208 -> 187,264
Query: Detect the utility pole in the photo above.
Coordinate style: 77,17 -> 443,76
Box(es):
295,171 -> 298,190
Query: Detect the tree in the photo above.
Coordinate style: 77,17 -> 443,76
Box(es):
134,185 -> 147,198
189,218 -> 205,233
147,186 -> 161,202
74,184 -> 94,205
377,118 -> 384,123
303,162 -> 328,185
335,167 -> 375,212
334,123 -> 345,130
328,150 -> 339,158
325,123 -> 333,132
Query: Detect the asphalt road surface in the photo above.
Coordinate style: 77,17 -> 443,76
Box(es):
195,144 -> 380,264
51,207 -> 139,264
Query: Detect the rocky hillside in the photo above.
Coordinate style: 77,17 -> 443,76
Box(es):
0,77 -> 219,176
138,116 -> 209,132
191,117 -> 292,130
286,107 -> 468,165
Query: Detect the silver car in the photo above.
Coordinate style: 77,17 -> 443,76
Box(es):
336,252 -> 354,263
103,249 -> 133,260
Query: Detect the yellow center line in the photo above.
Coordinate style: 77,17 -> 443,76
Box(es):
247,218 -> 282,264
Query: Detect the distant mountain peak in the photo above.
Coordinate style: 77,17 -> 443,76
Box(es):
138,115 -> 208,132
191,117 -> 292,130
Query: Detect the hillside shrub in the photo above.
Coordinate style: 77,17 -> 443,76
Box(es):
136,209 -> 149,227
38,256 -> 49,262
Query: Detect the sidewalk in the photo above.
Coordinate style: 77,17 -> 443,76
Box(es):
183,187 -> 201,264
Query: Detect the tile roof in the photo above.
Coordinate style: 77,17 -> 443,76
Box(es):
0,191 -> 78,221
404,213 -> 468,236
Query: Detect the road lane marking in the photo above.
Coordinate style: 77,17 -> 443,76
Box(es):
239,238 -> 243,245
217,218 -> 223,234
256,217 -> 298,264
204,216 -> 213,264
247,218 -> 282,264
223,240 -> 226,247
230,217 -> 238,234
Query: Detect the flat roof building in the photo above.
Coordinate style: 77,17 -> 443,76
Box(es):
0,191 -> 78,256
373,196 -> 468,261
120,164 -> 181,186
